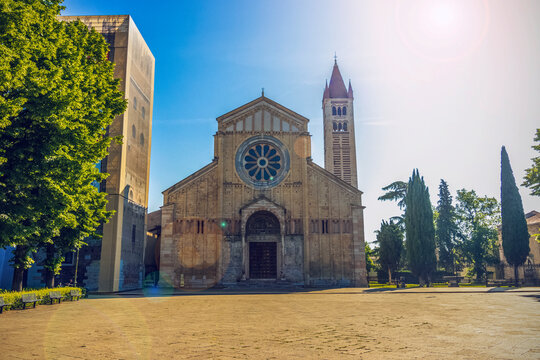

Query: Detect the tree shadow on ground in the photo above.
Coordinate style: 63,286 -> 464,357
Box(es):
520,294 -> 540,302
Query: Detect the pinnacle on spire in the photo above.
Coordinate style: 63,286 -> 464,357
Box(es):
323,79 -> 330,100
328,60 -> 348,98
348,79 -> 353,98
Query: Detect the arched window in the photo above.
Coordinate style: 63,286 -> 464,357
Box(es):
337,107 -> 342,116
132,124 -> 136,138
338,123 -> 342,131
133,97 -> 137,110
342,106 -> 347,115
332,106 -> 336,115
141,106 -> 146,120
333,122 -> 337,131
140,133 -> 144,145
343,122 -> 348,131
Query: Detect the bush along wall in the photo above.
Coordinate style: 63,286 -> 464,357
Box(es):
0,287 -> 85,311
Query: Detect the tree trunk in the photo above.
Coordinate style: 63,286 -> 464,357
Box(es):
514,265 -> 519,287
45,270 -> 55,288
45,243 -> 55,288
12,267 -> 24,291
11,245 -> 27,291
388,267 -> 392,284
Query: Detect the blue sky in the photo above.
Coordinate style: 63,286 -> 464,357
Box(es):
63,0 -> 540,242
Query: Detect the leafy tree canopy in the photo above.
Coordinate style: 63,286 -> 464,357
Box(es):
522,129 -> 540,197
455,189 -> 500,281
0,0 -> 126,289
374,220 -> 403,283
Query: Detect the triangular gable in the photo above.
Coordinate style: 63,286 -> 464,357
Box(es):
216,95 -> 309,131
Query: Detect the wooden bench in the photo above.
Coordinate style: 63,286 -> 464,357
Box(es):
487,279 -> 519,287
443,276 -> 464,287
69,289 -> 81,301
49,291 -> 62,304
21,293 -> 39,309
392,277 -> 407,288
0,296 -> 12,314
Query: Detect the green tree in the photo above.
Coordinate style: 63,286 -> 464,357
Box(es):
522,129 -> 540,196
374,220 -> 403,283
0,0 -> 126,290
455,189 -> 500,282
365,243 -> 376,275
404,169 -> 437,285
378,180 -> 407,225
436,179 -> 457,274
501,146 -> 530,286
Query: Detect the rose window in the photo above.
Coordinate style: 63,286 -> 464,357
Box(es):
235,136 -> 290,188
244,143 -> 281,181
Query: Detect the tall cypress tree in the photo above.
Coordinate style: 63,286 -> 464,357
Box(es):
404,169 -> 437,285
436,179 -> 457,274
501,146 -> 530,286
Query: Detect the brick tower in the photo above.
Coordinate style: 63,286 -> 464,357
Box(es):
322,60 -> 358,188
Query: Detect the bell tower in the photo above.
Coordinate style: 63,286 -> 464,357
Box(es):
322,59 -> 358,188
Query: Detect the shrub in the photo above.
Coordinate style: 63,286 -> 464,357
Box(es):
0,287 -> 84,311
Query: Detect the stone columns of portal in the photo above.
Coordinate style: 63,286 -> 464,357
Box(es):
280,234 -> 285,280
241,233 -> 247,280
239,197 -> 286,280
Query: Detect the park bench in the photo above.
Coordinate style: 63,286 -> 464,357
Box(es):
69,289 -> 81,301
49,291 -> 62,304
487,279 -> 521,287
392,277 -> 406,288
0,296 -> 12,314
21,293 -> 39,309
443,276 -> 464,287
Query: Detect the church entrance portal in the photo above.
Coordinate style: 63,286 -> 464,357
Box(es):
245,211 -> 280,279
249,242 -> 277,279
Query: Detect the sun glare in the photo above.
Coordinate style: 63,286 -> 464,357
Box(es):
396,0 -> 489,62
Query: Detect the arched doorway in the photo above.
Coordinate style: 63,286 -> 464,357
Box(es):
246,211 -> 280,279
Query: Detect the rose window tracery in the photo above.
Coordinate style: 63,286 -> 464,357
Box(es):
244,143 -> 281,181
235,136 -> 290,188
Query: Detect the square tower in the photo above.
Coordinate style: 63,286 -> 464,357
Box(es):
322,60 -> 358,188
60,15 -> 155,292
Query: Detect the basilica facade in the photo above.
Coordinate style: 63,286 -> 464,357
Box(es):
159,62 -> 367,288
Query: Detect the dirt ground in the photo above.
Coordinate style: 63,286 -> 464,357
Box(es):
1,288 -> 539,359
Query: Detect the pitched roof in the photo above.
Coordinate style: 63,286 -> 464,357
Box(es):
328,61 -> 348,98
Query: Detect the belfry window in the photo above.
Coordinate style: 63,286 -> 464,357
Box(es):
338,123 -> 342,131
333,122 -> 337,131
337,107 -> 342,116
343,122 -> 348,131
342,106 -> 347,115
332,106 -> 336,115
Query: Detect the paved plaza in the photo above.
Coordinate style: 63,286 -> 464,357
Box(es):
1,288 -> 539,359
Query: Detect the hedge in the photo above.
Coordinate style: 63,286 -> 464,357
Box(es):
0,287 -> 85,311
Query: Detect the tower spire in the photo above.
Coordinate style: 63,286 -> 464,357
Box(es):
327,60 -> 347,98
322,60 -> 358,188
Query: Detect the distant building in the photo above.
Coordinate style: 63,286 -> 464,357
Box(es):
17,15 -> 155,292
157,61 -> 368,288
498,210 -> 540,283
